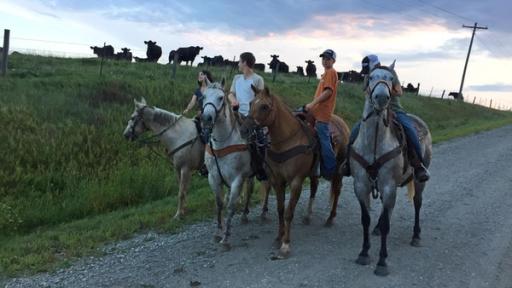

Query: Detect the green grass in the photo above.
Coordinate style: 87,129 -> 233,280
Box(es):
1,54 -> 511,277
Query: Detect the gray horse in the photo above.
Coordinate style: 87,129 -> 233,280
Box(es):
123,98 -> 204,219
201,80 -> 270,249
349,63 -> 432,276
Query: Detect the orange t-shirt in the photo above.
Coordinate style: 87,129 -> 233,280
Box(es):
311,67 -> 338,122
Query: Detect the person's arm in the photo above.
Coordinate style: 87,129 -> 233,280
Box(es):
228,76 -> 239,107
305,89 -> 332,111
183,94 -> 197,114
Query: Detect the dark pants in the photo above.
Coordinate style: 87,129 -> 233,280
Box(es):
349,112 -> 424,162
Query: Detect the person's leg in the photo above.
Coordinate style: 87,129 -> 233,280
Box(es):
341,120 -> 361,176
395,112 -> 429,182
254,126 -> 268,181
315,121 -> 336,179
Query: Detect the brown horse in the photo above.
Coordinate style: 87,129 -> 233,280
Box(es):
242,85 -> 349,258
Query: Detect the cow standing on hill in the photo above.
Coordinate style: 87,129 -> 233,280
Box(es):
198,55 -> 224,67
253,63 -> 265,72
295,66 -> 305,76
338,70 -> 364,83
90,45 -> 114,59
168,46 -> 203,66
268,55 -> 289,73
115,48 -> 133,62
134,41 -> 162,63
305,60 -> 317,78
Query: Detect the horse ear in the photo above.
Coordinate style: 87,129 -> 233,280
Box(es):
141,97 -> 147,105
389,59 -> 396,70
264,86 -> 270,95
251,84 -> 260,94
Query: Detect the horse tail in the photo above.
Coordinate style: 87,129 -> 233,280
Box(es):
406,180 -> 415,202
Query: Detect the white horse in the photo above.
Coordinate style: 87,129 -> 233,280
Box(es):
201,80 -> 269,249
350,63 -> 432,276
123,98 -> 204,219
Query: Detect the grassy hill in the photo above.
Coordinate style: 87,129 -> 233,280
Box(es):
1,54 -> 511,276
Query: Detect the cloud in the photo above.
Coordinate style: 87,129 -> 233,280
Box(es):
467,83 -> 512,92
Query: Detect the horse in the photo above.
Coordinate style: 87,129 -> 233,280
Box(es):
123,98 -> 204,220
349,62 -> 432,276
241,85 -> 350,258
201,80 -> 271,249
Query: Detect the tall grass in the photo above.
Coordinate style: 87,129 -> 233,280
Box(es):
1,54 -> 511,276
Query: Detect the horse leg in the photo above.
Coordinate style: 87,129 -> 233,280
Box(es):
241,177 -> 255,224
173,168 -> 185,220
260,180 -> 271,222
221,177 -> 244,250
212,180 -> 224,243
303,176 -> 318,225
411,181 -> 425,247
355,189 -> 371,266
325,173 -> 342,227
375,187 -> 397,276
279,178 -> 304,258
273,181 -> 286,249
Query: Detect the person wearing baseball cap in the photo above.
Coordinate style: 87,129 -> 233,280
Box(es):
304,49 -> 339,180
341,54 -> 430,182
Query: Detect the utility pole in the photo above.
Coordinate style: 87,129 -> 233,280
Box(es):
458,22 -> 487,97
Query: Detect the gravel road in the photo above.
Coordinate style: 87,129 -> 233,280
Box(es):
6,125 -> 512,288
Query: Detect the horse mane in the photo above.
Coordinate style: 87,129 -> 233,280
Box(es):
151,107 -> 181,126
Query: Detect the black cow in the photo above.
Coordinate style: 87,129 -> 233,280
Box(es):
144,40 -> 162,62
115,47 -> 133,62
254,63 -> 265,72
295,66 -> 305,77
90,45 -> 114,59
223,59 -> 238,68
448,92 -> 464,100
305,60 -> 317,78
402,83 -> 419,94
199,55 -> 225,67
268,55 -> 289,73
168,46 -> 203,66
338,70 -> 364,83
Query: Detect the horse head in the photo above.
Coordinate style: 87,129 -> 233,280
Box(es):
201,79 -> 226,133
249,85 -> 275,127
365,61 -> 396,115
123,97 -> 149,140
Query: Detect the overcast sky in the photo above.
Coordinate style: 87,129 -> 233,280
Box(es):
1,0 -> 511,109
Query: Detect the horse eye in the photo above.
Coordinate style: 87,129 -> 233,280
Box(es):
261,104 -> 269,111
369,76 -> 373,81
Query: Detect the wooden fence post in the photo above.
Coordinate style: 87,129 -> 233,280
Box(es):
489,99 -> 492,108
1,29 -> 10,77
272,62 -> 280,83
416,83 -> 420,96
429,87 -> 433,97
472,96 -> 476,104
171,53 -> 178,79
441,90 -> 445,99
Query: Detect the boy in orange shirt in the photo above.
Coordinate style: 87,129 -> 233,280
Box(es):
305,49 -> 338,179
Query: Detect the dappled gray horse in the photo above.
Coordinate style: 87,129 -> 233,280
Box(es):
201,81 -> 266,249
349,63 -> 432,276
123,98 -> 204,219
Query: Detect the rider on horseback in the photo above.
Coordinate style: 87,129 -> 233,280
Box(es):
341,54 -> 430,182
305,49 -> 339,180
228,52 -> 268,181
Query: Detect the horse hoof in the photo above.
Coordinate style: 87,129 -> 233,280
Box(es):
372,229 -> 381,236
410,238 -> 421,247
241,215 -> 249,225
374,265 -> 389,276
213,235 -> 222,243
220,241 -> 232,251
302,217 -> 311,225
324,219 -> 334,227
355,255 -> 370,266
279,244 -> 291,259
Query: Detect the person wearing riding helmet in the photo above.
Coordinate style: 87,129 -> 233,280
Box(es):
341,54 -> 430,182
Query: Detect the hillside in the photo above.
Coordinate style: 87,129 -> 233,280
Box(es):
1,54 -> 511,276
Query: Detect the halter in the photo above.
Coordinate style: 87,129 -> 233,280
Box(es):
129,105 -> 183,144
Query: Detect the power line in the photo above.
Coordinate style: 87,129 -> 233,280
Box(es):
416,0 -> 475,23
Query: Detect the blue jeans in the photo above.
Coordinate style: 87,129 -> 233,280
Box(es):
348,112 -> 423,162
315,121 -> 336,177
